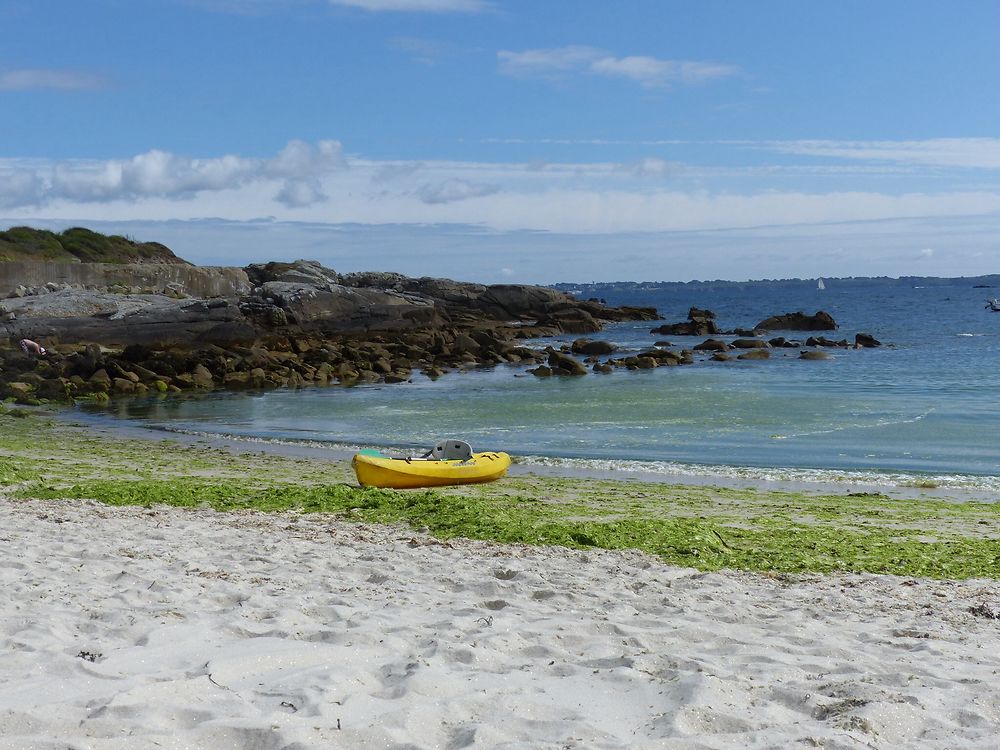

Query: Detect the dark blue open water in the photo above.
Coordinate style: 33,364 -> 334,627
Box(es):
80,278 -> 1000,492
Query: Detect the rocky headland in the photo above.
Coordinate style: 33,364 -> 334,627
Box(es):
0,233 -> 658,403
1,228 -> 889,405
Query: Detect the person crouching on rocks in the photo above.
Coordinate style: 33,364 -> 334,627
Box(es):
19,338 -> 46,356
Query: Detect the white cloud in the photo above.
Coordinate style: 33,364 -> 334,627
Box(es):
371,161 -> 424,183
0,171 -> 46,207
275,178 -> 327,207
8,141 -> 1000,247
266,139 -> 346,178
764,138 -> 1000,169
416,178 -> 499,204
498,46 -> 603,76
622,157 -> 671,178
0,140 -> 346,210
0,68 -> 104,91
328,0 -> 489,12
919,247 -> 934,258
590,56 -> 737,88
498,46 -> 738,88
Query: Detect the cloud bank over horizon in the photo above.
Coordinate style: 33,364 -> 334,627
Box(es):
5,138 -> 1000,242
5,134 -> 1000,283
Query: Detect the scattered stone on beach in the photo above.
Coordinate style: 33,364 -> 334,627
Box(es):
969,602 -> 1000,619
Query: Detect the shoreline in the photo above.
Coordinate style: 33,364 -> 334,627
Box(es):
60,405 -> 1000,504
2,402 -> 995,578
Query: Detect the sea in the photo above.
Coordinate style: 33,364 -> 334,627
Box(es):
76,277 -> 1000,497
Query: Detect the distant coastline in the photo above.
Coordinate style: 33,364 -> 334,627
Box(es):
552,273 -> 1000,296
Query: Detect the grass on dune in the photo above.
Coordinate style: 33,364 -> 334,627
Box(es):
3,405 -> 1000,579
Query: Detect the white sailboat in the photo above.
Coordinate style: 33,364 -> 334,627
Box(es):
817,278 -> 826,290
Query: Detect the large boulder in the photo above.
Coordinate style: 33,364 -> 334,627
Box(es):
693,338 -> 729,352
537,308 -> 601,333
339,271 -> 410,290
731,338 -> 770,349
249,282 -> 442,333
571,338 -> 616,355
651,307 -> 719,337
755,311 -> 837,331
0,291 -> 252,347
547,351 -> 587,376
245,260 -> 341,288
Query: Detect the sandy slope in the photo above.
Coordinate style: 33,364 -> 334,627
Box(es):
2,497 -> 1000,749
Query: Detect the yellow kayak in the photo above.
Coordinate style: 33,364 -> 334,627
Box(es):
352,448 -> 512,489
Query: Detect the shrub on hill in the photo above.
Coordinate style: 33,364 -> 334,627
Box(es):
0,226 -> 187,264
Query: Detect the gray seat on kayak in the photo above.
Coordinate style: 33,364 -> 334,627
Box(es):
430,439 -> 473,461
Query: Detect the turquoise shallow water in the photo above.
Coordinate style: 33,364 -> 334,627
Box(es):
80,278 -> 1000,492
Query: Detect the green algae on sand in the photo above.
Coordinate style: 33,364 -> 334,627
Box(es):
3,408 -> 999,579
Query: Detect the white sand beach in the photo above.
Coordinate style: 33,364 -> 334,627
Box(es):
2,497 -> 1000,749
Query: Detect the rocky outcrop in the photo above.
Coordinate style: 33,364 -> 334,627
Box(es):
0,259 -> 659,402
754,311 -> 837,331
651,307 -> 719,336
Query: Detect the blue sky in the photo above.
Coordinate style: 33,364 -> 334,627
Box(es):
3,0 -> 1000,283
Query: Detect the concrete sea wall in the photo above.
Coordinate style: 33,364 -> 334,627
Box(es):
0,262 -> 251,298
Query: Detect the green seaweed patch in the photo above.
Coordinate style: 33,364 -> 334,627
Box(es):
7,411 -> 1000,579
14,477 -> 1000,579
0,459 -> 36,485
